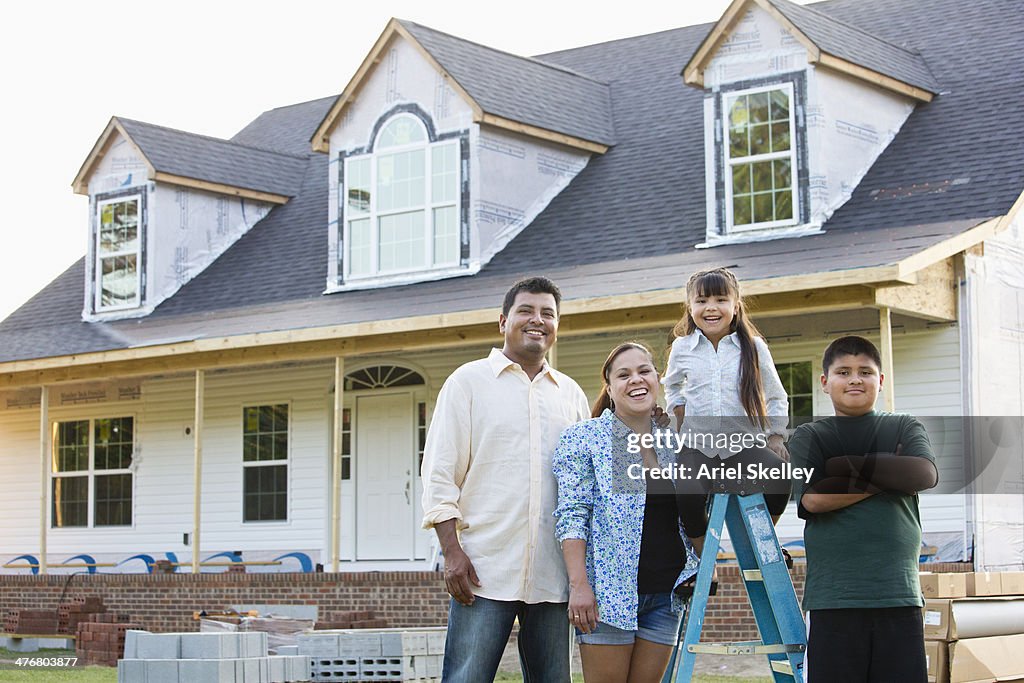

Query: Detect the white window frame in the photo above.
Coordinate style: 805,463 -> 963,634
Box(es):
94,193 -> 143,312
723,82 -> 799,233
241,402 -> 291,524
50,415 -> 135,529
342,114 -> 461,280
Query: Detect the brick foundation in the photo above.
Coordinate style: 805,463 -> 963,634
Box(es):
0,562 -> 969,642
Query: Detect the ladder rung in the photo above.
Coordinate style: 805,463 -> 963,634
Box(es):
742,569 -> 763,581
687,643 -> 805,656
771,660 -> 794,675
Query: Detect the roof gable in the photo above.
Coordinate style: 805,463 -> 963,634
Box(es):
73,117 -> 308,203
311,18 -> 615,154
684,0 -> 938,101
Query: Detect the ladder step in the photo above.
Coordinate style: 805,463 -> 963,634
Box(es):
771,660 -> 794,675
741,569 -> 763,581
687,643 -> 805,656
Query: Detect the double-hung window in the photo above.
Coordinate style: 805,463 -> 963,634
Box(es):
95,194 -> 142,310
343,114 -> 460,279
52,417 -> 134,528
242,404 -> 289,522
724,83 -> 798,231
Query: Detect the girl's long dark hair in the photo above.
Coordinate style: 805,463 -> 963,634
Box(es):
671,268 -> 768,429
591,341 -> 655,418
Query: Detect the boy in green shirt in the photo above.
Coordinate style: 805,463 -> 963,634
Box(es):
789,336 -> 938,683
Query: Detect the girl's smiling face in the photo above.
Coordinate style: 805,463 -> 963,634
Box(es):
689,291 -> 738,344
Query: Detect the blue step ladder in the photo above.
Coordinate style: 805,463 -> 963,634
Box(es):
663,493 -> 806,683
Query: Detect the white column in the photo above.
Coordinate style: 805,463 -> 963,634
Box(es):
879,306 -> 896,412
192,370 -> 205,574
39,386 -> 49,575
331,357 -> 345,572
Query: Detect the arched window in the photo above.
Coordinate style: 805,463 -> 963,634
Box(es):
343,113 -> 460,279
344,365 -> 426,391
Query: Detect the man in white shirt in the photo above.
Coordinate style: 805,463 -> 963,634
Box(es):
421,276 -> 590,683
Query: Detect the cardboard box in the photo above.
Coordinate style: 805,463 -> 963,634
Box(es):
924,596 -> 1024,641
1002,572 -> 1024,596
921,573 -> 968,599
948,633 -> 1024,683
966,572 -> 1002,597
925,639 -> 948,683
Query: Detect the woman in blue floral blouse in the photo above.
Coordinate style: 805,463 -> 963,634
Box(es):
554,341 -> 699,683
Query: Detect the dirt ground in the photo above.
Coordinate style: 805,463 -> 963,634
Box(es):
497,637 -> 776,680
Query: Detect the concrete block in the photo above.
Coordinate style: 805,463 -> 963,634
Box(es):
359,656 -> 402,680
123,630 -> 150,659
179,658 -> 236,682
288,655 -> 313,682
241,656 -> 260,682
240,631 -> 268,658
381,631 -> 427,656
181,632 -> 241,659
425,629 -> 446,655
117,659 -> 147,683
274,645 -> 298,656
143,659 -> 178,683
337,631 -> 381,657
296,633 -> 338,658
425,654 -> 441,678
136,633 -> 181,660
267,655 -> 286,682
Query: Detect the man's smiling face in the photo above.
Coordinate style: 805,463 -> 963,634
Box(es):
499,291 -> 558,366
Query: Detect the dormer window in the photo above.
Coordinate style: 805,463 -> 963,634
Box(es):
724,83 -> 798,232
342,113 -> 460,280
94,190 -> 145,311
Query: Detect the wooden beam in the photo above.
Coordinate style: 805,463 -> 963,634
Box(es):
72,119 -> 156,195
151,172 -> 291,205
330,357 -> 345,572
878,307 -> 896,411
896,217 -> 1001,277
38,386 -> 48,576
311,19 -> 485,153
816,53 -> 934,103
874,259 -> 957,322
683,0 -> 758,87
479,114 -> 608,154
192,370 -> 204,574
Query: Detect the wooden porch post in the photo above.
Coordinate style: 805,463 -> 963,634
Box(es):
331,357 -> 345,572
879,306 -> 896,412
39,386 -> 49,575
192,370 -> 205,574
548,342 -> 558,371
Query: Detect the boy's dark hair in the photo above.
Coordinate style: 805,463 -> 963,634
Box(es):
502,277 -> 562,316
822,335 -> 882,374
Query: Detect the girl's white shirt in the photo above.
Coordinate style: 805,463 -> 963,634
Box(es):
662,330 -> 789,459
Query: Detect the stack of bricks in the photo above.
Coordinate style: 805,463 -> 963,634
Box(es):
65,596 -> 108,635
4,608 -> 60,635
299,627 -> 445,682
118,630 -> 311,682
314,610 -> 389,630
76,615 -> 143,666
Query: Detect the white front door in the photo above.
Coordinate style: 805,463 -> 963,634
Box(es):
356,393 -> 414,560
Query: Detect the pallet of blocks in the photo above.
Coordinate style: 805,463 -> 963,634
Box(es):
921,571 -> 1024,683
298,626 -> 446,682
117,630 -> 311,682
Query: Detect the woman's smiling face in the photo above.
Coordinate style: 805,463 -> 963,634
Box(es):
608,347 -> 659,418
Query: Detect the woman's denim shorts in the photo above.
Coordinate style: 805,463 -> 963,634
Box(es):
575,592 -> 681,646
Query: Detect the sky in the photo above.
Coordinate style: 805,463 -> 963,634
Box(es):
0,0 -> 751,321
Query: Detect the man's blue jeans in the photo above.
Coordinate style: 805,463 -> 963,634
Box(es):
441,596 -> 570,683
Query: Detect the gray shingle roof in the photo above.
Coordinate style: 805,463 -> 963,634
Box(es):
765,0 -> 939,94
116,118 -> 308,198
231,96 -> 337,156
2,0 -> 1021,365
398,20 -> 616,147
